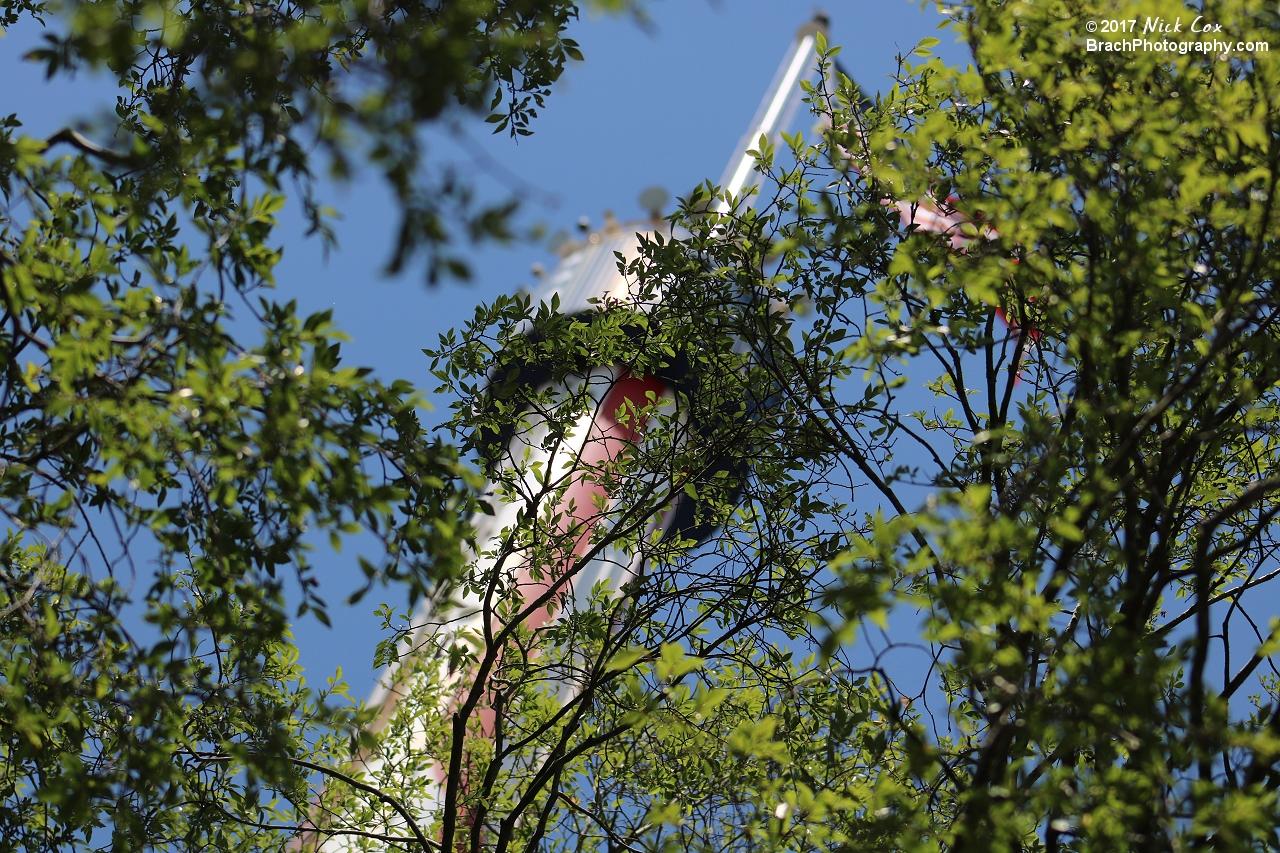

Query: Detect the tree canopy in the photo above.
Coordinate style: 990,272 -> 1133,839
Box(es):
8,0 -> 1280,852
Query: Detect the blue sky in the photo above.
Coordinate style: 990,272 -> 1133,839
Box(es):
1,0 -> 968,700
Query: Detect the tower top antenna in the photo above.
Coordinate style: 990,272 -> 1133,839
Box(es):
800,11 -> 830,39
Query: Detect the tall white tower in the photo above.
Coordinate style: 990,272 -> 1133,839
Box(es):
315,17 -> 829,852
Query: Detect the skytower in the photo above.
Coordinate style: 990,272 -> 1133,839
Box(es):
316,17 -> 831,852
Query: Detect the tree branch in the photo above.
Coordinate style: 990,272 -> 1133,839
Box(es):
44,128 -> 136,166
